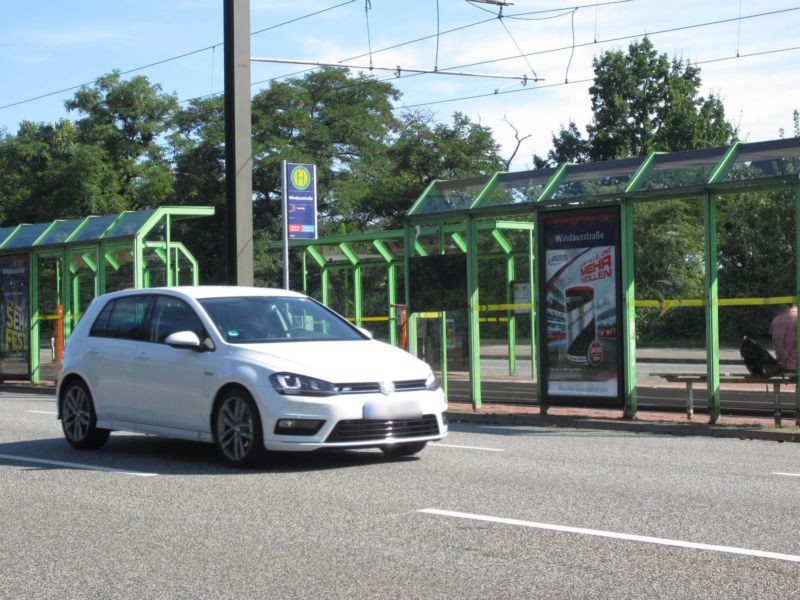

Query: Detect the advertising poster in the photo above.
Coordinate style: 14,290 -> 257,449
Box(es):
283,162 -> 318,240
0,254 -> 30,379
538,207 -> 623,407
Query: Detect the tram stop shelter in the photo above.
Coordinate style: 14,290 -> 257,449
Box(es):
282,137 -> 800,423
0,206 -> 214,383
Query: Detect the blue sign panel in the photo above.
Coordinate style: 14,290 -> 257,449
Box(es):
284,163 -> 317,240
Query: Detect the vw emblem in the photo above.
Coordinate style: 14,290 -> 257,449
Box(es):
379,380 -> 395,395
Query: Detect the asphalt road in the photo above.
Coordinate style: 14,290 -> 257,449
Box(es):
1,390 -> 799,599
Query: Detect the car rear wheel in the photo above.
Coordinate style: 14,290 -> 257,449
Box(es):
213,389 -> 266,467
60,380 -> 110,450
380,441 -> 427,457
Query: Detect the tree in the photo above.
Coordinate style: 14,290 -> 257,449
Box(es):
537,37 -> 735,165
374,110 -> 504,228
250,67 -> 401,232
0,119 -> 125,224
170,68 -> 506,283
66,70 -> 179,209
2,67 -> 507,288
170,95 -> 228,281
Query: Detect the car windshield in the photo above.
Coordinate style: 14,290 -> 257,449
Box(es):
198,295 -> 366,344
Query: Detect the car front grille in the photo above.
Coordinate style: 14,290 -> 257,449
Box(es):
335,379 -> 428,394
325,414 -> 439,443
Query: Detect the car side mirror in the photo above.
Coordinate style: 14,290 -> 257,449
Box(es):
358,327 -> 373,339
165,330 -> 203,350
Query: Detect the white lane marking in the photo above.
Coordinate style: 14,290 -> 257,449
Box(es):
430,443 -> 504,452
27,410 -> 57,415
773,472 -> 800,477
0,454 -> 157,477
419,508 -> 800,563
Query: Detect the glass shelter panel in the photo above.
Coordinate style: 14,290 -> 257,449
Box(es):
36,219 -> 85,247
412,229 -> 447,257
412,177 -> 489,214
0,226 -> 17,246
550,158 -> 642,200
476,169 -> 557,208
69,248 -> 98,324
325,268 -> 354,320
144,247 -> 168,287
104,246 -> 135,293
719,138 -> 800,182
2,223 -> 50,249
715,188 -> 797,413
174,249 -> 195,286
638,147 -> 728,191
70,215 -> 117,243
103,210 -> 155,239
361,265 -> 392,342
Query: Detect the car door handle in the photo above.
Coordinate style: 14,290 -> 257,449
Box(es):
136,352 -> 151,360
88,347 -> 100,355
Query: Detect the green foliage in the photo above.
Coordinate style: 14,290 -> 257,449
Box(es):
633,199 -> 705,300
0,71 -> 178,226
718,190 -> 796,297
537,38 -> 735,165
0,119 -> 127,223
170,96 -> 227,281
171,68 -> 503,282
65,71 -> 179,209
376,110 -> 504,228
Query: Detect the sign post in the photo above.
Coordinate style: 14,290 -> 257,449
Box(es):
281,161 -> 318,290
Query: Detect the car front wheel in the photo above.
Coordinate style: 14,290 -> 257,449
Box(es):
60,380 -> 110,450
213,389 -> 266,467
380,441 -> 427,457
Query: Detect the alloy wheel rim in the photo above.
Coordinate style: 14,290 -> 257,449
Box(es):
63,386 -> 91,441
218,396 -> 254,461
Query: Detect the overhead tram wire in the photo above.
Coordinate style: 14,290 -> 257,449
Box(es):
441,5 -> 800,73
396,43 -> 800,112
0,0 -> 356,113
351,3 -> 800,94
248,0 -> 635,89
246,6 -> 800,116
1,0 -> 635,113
10,0 -> 788,118
248,2 -> 800,111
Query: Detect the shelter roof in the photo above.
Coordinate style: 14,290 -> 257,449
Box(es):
407,138 -> 800,218
0,206 -> 214,254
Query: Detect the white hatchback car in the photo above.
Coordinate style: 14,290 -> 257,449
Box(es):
57,286 -> 447,466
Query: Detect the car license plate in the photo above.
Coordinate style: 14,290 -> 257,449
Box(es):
363,397 -> 423,420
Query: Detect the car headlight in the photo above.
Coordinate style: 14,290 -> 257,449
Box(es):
270,372 -> 338,397
425,370 -> 440,391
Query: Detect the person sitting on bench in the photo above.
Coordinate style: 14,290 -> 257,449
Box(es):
770,303 -> 797,371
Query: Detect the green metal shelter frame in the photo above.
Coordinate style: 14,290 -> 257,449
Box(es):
0,206 -> 214,382
280,138 -> 800,423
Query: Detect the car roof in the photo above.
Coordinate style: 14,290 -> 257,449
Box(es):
98,286 -> 307,301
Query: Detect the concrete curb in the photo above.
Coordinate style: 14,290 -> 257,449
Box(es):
444,411 -> 800,443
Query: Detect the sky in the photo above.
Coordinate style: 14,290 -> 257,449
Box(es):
1,0 -> 798,172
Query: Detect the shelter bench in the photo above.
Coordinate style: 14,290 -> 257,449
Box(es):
651,372 -> 799,426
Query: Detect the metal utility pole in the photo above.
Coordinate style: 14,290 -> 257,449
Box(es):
223,0 -> 254,285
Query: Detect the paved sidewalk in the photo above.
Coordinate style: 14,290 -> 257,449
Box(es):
445,401 -> 800,442
480,343 -> 744,363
